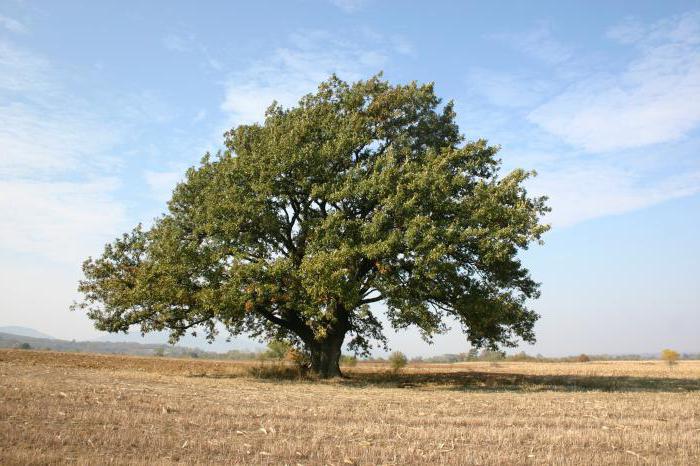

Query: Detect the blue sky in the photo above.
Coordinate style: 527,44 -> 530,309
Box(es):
1,0 -> 698,356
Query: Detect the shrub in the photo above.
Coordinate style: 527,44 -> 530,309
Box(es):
246,362 -> 302,380
340,354 -> 358,367
285,348 -> 311,376
264,340 -> 292,360
16,342 -> 31,350
661,349 -> 680,366
388,351 -> 408,373
575,354 -> 590,363
153,347 -> 165,357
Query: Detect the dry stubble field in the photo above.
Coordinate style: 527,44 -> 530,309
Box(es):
1,350 -> 699,465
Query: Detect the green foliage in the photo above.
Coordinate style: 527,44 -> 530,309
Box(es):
17,342 -> 31,350
73,74 -> 549,377
389,351 -> 408,373
265,339 -> 292,360
153,347 -> 165,357
661,349 -> 680,366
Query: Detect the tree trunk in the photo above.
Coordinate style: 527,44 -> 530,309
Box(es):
308,333 -> 345,378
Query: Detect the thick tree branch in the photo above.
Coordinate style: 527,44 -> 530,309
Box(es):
256,308 -> 290,329
360,294 -> 384,304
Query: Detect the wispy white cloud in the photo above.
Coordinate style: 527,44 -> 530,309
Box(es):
221,30 -> 387,126
144,170 -> 183,204
162,32 -> 195,52
192,109 -> 207,124
528,163 -> 700,227
0,101 -> 120,177
474,12 -> 700,228
118,89 -> 177,125
0,14 -> 26,34
529,11 -> 700,152
161,30 -> 223,71
390,35 -> 415,56
606,17 -> 647,44
329,0 -> 368,13
608,11 -> 700,46
204,52 -> 223,71
492,23 -> 572,65
0,40 -> 50,92
0,178 -> 126,262
0,38 -> 127,263
466,68 -> 552,108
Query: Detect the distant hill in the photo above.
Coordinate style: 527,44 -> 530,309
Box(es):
0,332 -> 262,360
0,326 -> 54,339
0,324 -> 263,356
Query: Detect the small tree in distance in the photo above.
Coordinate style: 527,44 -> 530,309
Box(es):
466,348 -> 480,361
661,349 -> 680,366
479,349 -> 505,361
389,351 -> 408,373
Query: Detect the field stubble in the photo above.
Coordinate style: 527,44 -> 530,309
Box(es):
1,350 -> 699,465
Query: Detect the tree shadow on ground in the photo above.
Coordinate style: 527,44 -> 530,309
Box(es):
336,370 -> 700,393
190,367 -> 700,392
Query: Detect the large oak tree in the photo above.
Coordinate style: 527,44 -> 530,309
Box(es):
74,75 -> 549,377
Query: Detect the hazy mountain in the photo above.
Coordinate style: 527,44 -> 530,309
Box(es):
0,331 -> 262,359
0,326 -> 54,339
0,324 -> 262,353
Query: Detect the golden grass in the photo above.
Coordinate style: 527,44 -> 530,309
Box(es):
1,350 -> 699,465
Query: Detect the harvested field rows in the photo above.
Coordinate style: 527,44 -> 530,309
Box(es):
1,350 -> 699,465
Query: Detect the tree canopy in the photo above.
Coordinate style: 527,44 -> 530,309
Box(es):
74,75 -> 549,377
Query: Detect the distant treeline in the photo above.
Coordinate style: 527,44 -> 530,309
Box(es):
404,349 -> 700,363
2,332 -> 698,362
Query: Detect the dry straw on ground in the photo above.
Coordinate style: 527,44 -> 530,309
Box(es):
1,350 -> 699,465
